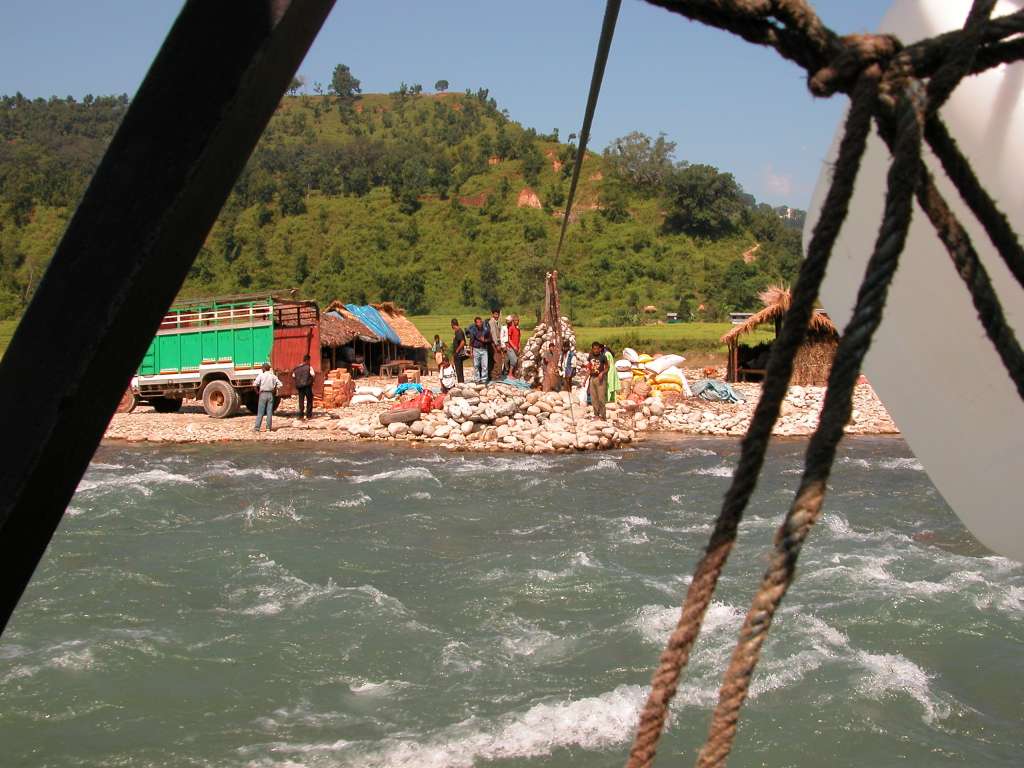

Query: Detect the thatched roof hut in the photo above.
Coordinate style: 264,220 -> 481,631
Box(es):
372,302 -> 430,350
318,300 -> 385,373
720,285 -> 839,386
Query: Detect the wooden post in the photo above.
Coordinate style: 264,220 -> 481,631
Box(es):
541,271 -> 563,391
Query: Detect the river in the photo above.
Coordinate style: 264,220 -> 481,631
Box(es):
1,438 -> 1021,767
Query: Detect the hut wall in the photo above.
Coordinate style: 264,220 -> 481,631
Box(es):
791,339 -> 837,386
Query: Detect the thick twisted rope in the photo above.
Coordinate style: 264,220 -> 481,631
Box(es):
624,66 -> 880,768
696,79 -> 925,768
627,0 -> 1024,765
924,117 -> 1024,290
909,156 -> 1024,401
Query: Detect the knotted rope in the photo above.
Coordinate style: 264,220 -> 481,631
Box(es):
625,2 -> 1024,766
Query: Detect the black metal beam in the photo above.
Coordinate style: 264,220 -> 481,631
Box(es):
0,0 -> 336,634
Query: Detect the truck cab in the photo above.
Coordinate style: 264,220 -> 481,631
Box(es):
132,295 -> 322,417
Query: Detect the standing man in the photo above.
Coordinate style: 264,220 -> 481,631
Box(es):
451,318 -> 467,384
253,362 -> 282,433
468,316 -> 491,384
505,314 -> 521,377
542,341 -> 559,391
292,354 -> 316,420
498,317 -> 510,379
487,308 -> 503,382
560,340 -> 576,392
587,342 -> 608,420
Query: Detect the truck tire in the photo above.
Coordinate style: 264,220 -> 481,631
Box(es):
242,392 -> 278,414
116,388 -> 138,414
151,397 -> 182,413
242,391 -> 259,414
202,380 -> 239,418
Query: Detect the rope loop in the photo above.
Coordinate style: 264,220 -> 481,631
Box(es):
808,33 -> 901,97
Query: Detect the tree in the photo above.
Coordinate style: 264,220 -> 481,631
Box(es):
288,76 -> 305,95
521,142 -> 544,186
435,79 -> 449,92
494,125 -> 512,159
460,277 -> 475,306
599,179 -> 630,223
604,131 -> 677,195
542,183 -> 565,212
479,260 -> 501,310
329,64 -> 361,108
395,157 -> 428,214
662,163 -> 744,238
481,193 -> 506,223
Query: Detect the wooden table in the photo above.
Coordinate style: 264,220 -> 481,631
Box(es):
379,359 -> 414,377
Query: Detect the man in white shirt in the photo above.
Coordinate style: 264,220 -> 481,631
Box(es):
488,308 -> 504,382
497,321 -> 509,376
252,363 -> 282,433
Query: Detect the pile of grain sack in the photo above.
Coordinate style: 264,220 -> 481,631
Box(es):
616,348 -> 692,398
520,317 -> 577,386
335,383 -> 635,452
316,369 -> 355,409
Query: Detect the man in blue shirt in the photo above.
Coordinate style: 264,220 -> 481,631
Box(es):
467,316 -> 491,384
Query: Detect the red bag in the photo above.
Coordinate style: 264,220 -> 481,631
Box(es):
418,392 -> 434,413
432,393 -> 446,411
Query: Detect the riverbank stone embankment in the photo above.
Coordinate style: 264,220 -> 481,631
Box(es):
103,374 -> 898,450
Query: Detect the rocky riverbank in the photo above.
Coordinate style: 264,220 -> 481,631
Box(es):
645,381 -> 898,437
104,373 -> 898,450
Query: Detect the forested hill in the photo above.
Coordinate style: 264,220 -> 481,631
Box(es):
0,82 -> 806,324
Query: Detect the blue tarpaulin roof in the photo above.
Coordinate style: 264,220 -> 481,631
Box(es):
343,304 -> 401,345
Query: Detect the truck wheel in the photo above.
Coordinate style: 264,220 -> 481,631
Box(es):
151,397 -> 182,413
202,380 -> 239,418
116,388 -> 138,414
242,392 -> 259,414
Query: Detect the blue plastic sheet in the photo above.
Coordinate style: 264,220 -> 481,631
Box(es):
692,379 -> 745,403
393,382 -> 424,396
343,304 -> 401,345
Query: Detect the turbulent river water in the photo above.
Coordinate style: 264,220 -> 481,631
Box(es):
1,438 -> 1021,767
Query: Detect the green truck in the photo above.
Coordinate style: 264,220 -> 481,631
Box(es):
128,295 -> 322,417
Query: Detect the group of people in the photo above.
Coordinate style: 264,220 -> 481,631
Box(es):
249,324 -> 618,432
437,311 -> 522,387
250,354 -> 318,433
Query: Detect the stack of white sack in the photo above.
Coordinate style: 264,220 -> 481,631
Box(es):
614,358 -> 633,381
350,385 -> 386,406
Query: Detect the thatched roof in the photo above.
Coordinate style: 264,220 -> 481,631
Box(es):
721,285 -> 838,344
320,301 -> 380,345
373,301 -> 430,349
320,312 -> 379,347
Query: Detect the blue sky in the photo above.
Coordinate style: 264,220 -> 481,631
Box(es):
0,0 -> 893,207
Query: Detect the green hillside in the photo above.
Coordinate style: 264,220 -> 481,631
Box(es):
0,78 -> 804,326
